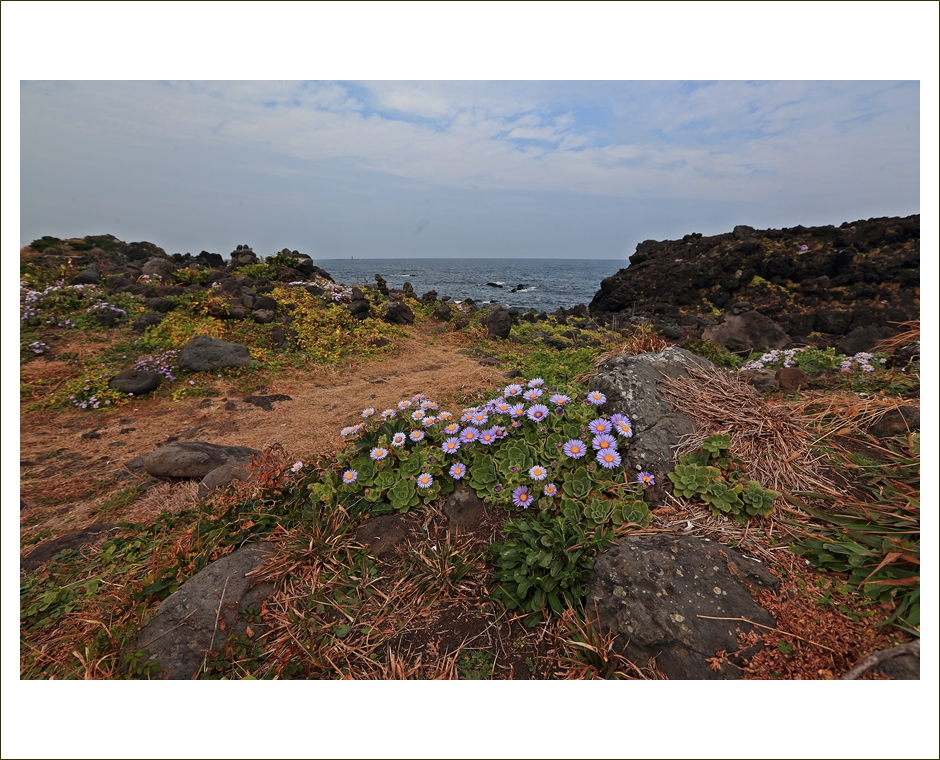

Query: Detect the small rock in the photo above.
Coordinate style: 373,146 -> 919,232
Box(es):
109,368 -> 162,396
141,441 -> 261,480
775,367 -> 809,391
178,335 -> 252,372
383,301 -> 415,325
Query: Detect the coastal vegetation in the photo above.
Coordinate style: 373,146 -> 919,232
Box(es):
19,234 -> 919,679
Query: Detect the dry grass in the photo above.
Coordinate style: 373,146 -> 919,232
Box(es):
658,361 -> 828,495
872,319 -> 919,354
780,390 -> 917,443
577,325 -> 671,384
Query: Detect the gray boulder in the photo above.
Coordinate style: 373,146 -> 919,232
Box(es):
702,311 -> 791,354
484,308 -> 512,339
74,265 -> 101,285
22,523 -> 117,574
144,297 -> 175,313
108,368 -> 162,396
433,302 -> 453,321
142,440 -> 261,480
588,534 -> 779,679
178,335 -> 252,371
589,346 -> 713,506
383,300 -> 415,325
197,462 -> 254,499
133,313 -> 165,333
128,543 -> 276,679
141,257 -> 176,280
251,309 -> 275,324
836,325 -> 895,356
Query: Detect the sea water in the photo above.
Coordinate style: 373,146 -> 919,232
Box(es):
316,258 -> 626,314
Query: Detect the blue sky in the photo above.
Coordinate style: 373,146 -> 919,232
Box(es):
14,77 -> 925,260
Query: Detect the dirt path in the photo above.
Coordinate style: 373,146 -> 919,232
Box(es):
19,322 -> 511,540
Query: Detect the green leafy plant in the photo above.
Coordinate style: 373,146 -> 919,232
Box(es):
667,434 -> 780,520
489,509 -> 613,626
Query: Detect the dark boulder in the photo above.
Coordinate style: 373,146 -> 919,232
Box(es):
588,534 -> 779,679
74,265 -> 101,285
109,368 -> 162,396
22,524 -> 118,574
251,309 -> 275,324
702,311 -> 791,354
132,313 -> 165,332
432,302 -> 453,321
141,440 -> 261,480
127,543 -> 276,679
836,325 -> 896,356
144,297 -> 176,314
383,300 -> 414,325
178,335 -> 252,371
484,309 -> 512,339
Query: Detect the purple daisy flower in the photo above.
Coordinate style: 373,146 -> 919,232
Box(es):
391,432 -> 407,447
527,378 -> 545,388
361,407 -> 376,418
596,449 -> 621,469
443,422 -> 461,436
416,472 -> 434,489
460,426 -> 480,443
592,433 -> 617,452
494,400 -> 512,414
397,399 -> 413,410
460,410 -> 475,423
438,411 -> 453,421
471,411 -> 489,426
412,409 -> 426,420
588,418 -> 612,435
549,393 -> 571,406
512,486 -> 532,509
637,471 -> 656,487
381,409 -> 397,420
528,465 -> 548,481
586,391 -> 607,406
409,430 -> 425,442
442,437 -> 461,454
492,425 -> 508,440
370,447 -> 389,461
563,439 -> 587,459
422,416 -> 438,427
449,462 -> 467,479
342,470 -> 358,484
509,403 -> 525,418
526,404 -> 549,422
479,428 -> 497,445
542,483 -> 558,497
504,384 -> 523,397
613,415 -> 633,438
523,388 -> 543,401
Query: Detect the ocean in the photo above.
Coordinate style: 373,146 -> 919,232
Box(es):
314,258 -> 626,314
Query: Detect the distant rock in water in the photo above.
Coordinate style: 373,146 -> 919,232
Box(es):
589,215 -> 919,348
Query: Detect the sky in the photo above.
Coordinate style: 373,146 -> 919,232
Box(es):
15,78 -> 924,260
3,4 -> 939,760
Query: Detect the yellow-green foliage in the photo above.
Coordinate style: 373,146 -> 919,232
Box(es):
271,286 -> 404,363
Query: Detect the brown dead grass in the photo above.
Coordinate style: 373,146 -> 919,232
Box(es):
658,361 -> 827,495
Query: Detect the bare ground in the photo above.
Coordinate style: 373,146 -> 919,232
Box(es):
19,321 -> 509,543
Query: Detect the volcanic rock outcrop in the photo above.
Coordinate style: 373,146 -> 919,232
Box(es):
590,215 -> 919,349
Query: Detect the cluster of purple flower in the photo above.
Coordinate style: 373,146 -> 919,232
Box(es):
86,302 -> 128,317
133,350 -> 179,382
741,348 -> 802,371
338,382 -> 651,506
839,352 -> 884,374
28,341 -> 51,355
